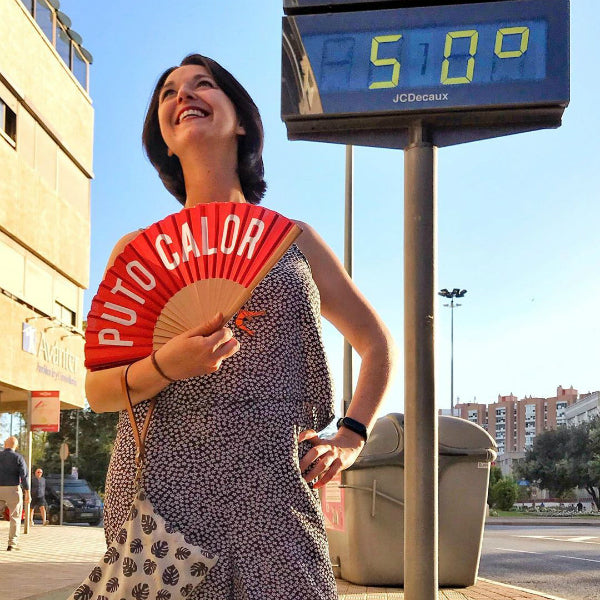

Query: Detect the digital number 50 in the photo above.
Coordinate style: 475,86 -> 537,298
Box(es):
368,26 -> 530,89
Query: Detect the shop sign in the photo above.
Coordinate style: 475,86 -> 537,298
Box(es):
31,390 -> 60,432
22,322 -> 81,386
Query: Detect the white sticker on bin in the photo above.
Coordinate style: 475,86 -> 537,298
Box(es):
477,462 -> 489,469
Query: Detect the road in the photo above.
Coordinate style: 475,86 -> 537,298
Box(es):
479,525 -> 600,600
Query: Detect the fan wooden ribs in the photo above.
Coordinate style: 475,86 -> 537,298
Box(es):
85,203 -> 302,370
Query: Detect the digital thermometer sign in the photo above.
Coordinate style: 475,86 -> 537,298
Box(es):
281,0 -> 569,147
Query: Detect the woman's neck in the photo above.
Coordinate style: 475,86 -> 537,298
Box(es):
179,144 -> 246,208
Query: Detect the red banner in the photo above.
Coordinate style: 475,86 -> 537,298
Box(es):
31,391 -> 60,432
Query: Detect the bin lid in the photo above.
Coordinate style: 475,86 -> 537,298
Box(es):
349,413 -> 497,470
350,413 -> 404,469
439,415 -> 498,455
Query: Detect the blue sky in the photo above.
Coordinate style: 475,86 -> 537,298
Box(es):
59,0 -> 599,417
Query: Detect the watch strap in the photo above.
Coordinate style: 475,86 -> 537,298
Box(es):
337,416 -> 368,442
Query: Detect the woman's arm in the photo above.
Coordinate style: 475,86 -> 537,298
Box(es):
86,234 -> 240,413
294,222 -> 397,488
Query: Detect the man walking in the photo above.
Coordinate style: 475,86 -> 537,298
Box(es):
30,468 -> 48,526
0,436 -> 30,550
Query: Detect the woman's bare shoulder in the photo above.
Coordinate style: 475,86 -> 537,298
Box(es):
292,220 -> 333,265
103,229 -> 145,275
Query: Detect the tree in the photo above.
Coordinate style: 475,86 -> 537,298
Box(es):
487,465 -> 503,508
491,477 -> 519,510
39,408 -> 119,493
516,418 -> 600,510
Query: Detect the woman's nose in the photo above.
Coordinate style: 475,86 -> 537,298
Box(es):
177,84 -> 195,103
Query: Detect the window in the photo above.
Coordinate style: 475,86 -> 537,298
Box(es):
56,24 -> 71,67
54,301 -> 76,327
19,0 -> 34,14
21,0 -> 91,92
35,0 -> 54,43
53,276 -> 80,328
0,97 -> 17,145
72,46 -> 88,89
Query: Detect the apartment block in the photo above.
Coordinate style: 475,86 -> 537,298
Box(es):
566,391 -> 600,425
444,386 -> 580,456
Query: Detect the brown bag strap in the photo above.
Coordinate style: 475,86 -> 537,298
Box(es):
121,362 -> 157,467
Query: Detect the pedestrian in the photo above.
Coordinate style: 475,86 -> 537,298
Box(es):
85,54 -> 395,599
0,436 -> 30,551
30,467 -> 49,526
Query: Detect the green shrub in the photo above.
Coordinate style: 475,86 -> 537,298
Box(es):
491,478 -> 519,511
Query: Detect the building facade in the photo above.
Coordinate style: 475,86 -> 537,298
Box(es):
449,386 -> 580,462
0,0 -> 93,413
566,391 -> 600,426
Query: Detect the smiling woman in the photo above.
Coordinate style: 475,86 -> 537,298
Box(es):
142,55 -> 267,207
83,53 -> 395,600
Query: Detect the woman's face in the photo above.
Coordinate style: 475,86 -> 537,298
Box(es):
157,64 -> 245,159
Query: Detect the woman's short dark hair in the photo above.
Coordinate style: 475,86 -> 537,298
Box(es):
142,54 -> 266,205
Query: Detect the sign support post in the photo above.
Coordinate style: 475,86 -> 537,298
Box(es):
59,442 -> 69,526
403,123 -> 438,599
343,144 -> 354,416
24,393 -> 33,535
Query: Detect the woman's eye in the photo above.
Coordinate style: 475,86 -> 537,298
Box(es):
161,89 -> 175,100
197,79 -> 215,88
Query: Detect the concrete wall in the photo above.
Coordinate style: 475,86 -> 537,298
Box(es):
0,0 -> 93,287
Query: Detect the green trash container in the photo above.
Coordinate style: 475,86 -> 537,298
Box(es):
323,412 -> 497,587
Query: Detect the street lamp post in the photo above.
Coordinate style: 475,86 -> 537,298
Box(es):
438,288 -> 467,415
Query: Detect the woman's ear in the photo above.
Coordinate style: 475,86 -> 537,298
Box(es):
236,122 -> 246,136
167,147 -> 174,157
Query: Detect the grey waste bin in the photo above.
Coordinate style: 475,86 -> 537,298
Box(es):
323,413 -> 497,587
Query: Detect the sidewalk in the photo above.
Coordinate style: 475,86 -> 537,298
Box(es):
0,520 -> 567,600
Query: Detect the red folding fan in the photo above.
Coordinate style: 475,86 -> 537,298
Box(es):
85,202 -> 302,371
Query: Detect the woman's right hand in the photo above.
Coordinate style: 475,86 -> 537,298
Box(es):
87,313 -> 240,413
154,313 -> 240,381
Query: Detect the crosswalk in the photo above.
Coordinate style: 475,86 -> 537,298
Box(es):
516,535 -> 600,545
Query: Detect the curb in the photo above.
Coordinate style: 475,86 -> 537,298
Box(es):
486,518 -> 600,527
478,578 -> 568,600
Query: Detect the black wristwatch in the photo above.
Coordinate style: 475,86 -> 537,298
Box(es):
336,417 -> 368,442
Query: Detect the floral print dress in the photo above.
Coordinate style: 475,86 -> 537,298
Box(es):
103,245 -> 338,599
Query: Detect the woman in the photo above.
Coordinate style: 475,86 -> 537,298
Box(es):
86,54 -> 395,599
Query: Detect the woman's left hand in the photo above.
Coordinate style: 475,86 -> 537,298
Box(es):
298,428 -> 365,489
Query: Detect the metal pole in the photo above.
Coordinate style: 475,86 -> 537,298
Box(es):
450,298 -> 454,415
75,409 -> 80,458
60,455 -> 64,526
343,144 -> 354,416
403,123 -> 438,600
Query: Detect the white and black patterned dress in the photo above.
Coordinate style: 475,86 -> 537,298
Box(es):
103,245 -> 338,599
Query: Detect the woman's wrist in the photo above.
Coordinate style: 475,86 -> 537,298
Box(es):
150,349 -> 176,382
334,426 -> 366,449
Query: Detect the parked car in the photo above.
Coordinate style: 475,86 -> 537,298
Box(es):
44,475 -> 103,526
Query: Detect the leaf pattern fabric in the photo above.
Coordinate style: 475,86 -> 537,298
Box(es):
66,491 -> 216,600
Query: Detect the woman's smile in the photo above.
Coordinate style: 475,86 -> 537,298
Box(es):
176,107 -> 210,124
